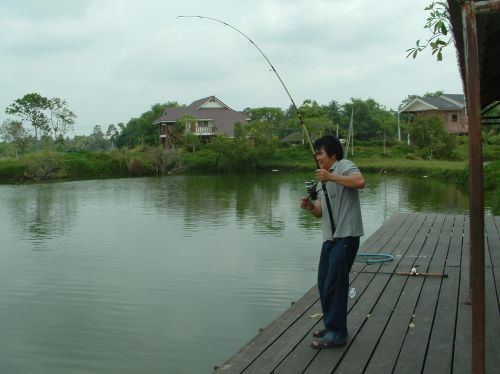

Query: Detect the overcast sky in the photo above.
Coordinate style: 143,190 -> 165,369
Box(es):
0,0 -> 463,136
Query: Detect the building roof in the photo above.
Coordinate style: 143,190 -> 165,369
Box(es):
399,94 -> 465,113
447,0 -> 500,108
153,96 -> 248,137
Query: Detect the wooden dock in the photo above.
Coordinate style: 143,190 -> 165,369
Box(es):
215,213 -> 500,373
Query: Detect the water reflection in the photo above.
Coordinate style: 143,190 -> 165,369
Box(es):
5,183 -> 78,248
142,174 -> 288,235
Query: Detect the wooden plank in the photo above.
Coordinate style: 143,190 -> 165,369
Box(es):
396,214 -> 437,269
422,266 -> 461,373
440,214 -> 465,268
363,214 -> 446,373
484,215 -> 499,311
485,214 -> 500,271
484,215 -> 500,373
304,214 -> 430,373
485,265 -> 500,372
423,214 -> 465,373
451,247 -> 472,374
361,212 -> 407,249
393,214 -> 456,373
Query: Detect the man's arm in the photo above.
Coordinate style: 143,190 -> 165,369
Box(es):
300,197 -> 322,218
315,169 -> 365,189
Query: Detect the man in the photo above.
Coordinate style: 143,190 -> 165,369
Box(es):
300,135 -> 365,349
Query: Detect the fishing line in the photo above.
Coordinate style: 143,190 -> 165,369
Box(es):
177,15 -> 315,154
178,15 -> 336,233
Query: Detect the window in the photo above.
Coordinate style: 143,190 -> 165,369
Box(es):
452,114 -> 458,122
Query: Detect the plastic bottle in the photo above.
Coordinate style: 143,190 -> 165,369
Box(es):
349,287 -> 356,299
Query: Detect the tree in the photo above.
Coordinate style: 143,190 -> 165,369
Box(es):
48,97 -> 76,138
0,120 -> 30,156
5,93 -> 77,143
88,125 -> 111,151
377,114 -> 397,154
245,107 -> 284,124
326,100 -> 343,135
5,93 -> 50,141
105,124 -> 119,147
296,100 -> 334,142
406,1 -> 452,61
114,103 -> 173,148
342,98 -> 389,141
408,115 -> 457,159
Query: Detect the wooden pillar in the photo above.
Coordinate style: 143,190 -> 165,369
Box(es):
461,1 -> 485,373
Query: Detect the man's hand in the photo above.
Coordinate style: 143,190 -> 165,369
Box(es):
315,168 -> 331,182
300,196 -> 314,211
300,196 -> 322,218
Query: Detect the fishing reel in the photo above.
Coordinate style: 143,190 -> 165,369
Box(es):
305,180 -> 318,201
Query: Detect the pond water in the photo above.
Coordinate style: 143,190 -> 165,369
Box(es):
0,172 -> 472,373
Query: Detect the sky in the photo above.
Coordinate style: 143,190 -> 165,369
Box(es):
0,0 -> 464,136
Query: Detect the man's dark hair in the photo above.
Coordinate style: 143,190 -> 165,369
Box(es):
313,135 -> 344,160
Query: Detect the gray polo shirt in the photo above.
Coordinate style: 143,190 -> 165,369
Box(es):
317,159 -> 364,240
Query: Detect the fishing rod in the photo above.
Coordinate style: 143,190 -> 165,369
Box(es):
354,270 -> 448,278
177,15 -> 336,233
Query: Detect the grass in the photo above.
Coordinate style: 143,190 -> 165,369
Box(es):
0,142 -> 489,187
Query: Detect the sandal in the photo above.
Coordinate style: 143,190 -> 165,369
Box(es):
310,337 -> 346,349
312,329 -> 326,338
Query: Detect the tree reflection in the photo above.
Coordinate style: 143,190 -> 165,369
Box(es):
6,183 -> 77,246
143,173 -> 297,235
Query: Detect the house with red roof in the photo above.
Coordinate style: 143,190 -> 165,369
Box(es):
153,96 -> 249,147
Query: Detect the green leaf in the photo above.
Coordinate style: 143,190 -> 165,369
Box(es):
441,23 -> 448,35
437,51 -> 443,61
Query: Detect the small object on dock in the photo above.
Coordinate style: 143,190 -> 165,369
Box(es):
308,313 -> 323,318
349,287 -> 356,299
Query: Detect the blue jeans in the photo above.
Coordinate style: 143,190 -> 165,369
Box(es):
317,237 -> 359,338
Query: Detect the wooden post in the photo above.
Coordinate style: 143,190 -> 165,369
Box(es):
462,2 -> 485,373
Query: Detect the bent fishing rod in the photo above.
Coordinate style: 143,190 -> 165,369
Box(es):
178,15 -> 336,233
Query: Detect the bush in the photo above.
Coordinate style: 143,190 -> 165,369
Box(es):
0,158 -> 28,181
61,151 -> 126,177
484,161 -> 500,191
408,115 -> 458,160
24,151 -> 62,180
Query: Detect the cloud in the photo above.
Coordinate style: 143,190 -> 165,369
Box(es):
0,0 -> 463,135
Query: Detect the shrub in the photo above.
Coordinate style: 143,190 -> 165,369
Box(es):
24,151 -> 62,180
0,158 -> 28,181
408,115 -> 458,160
